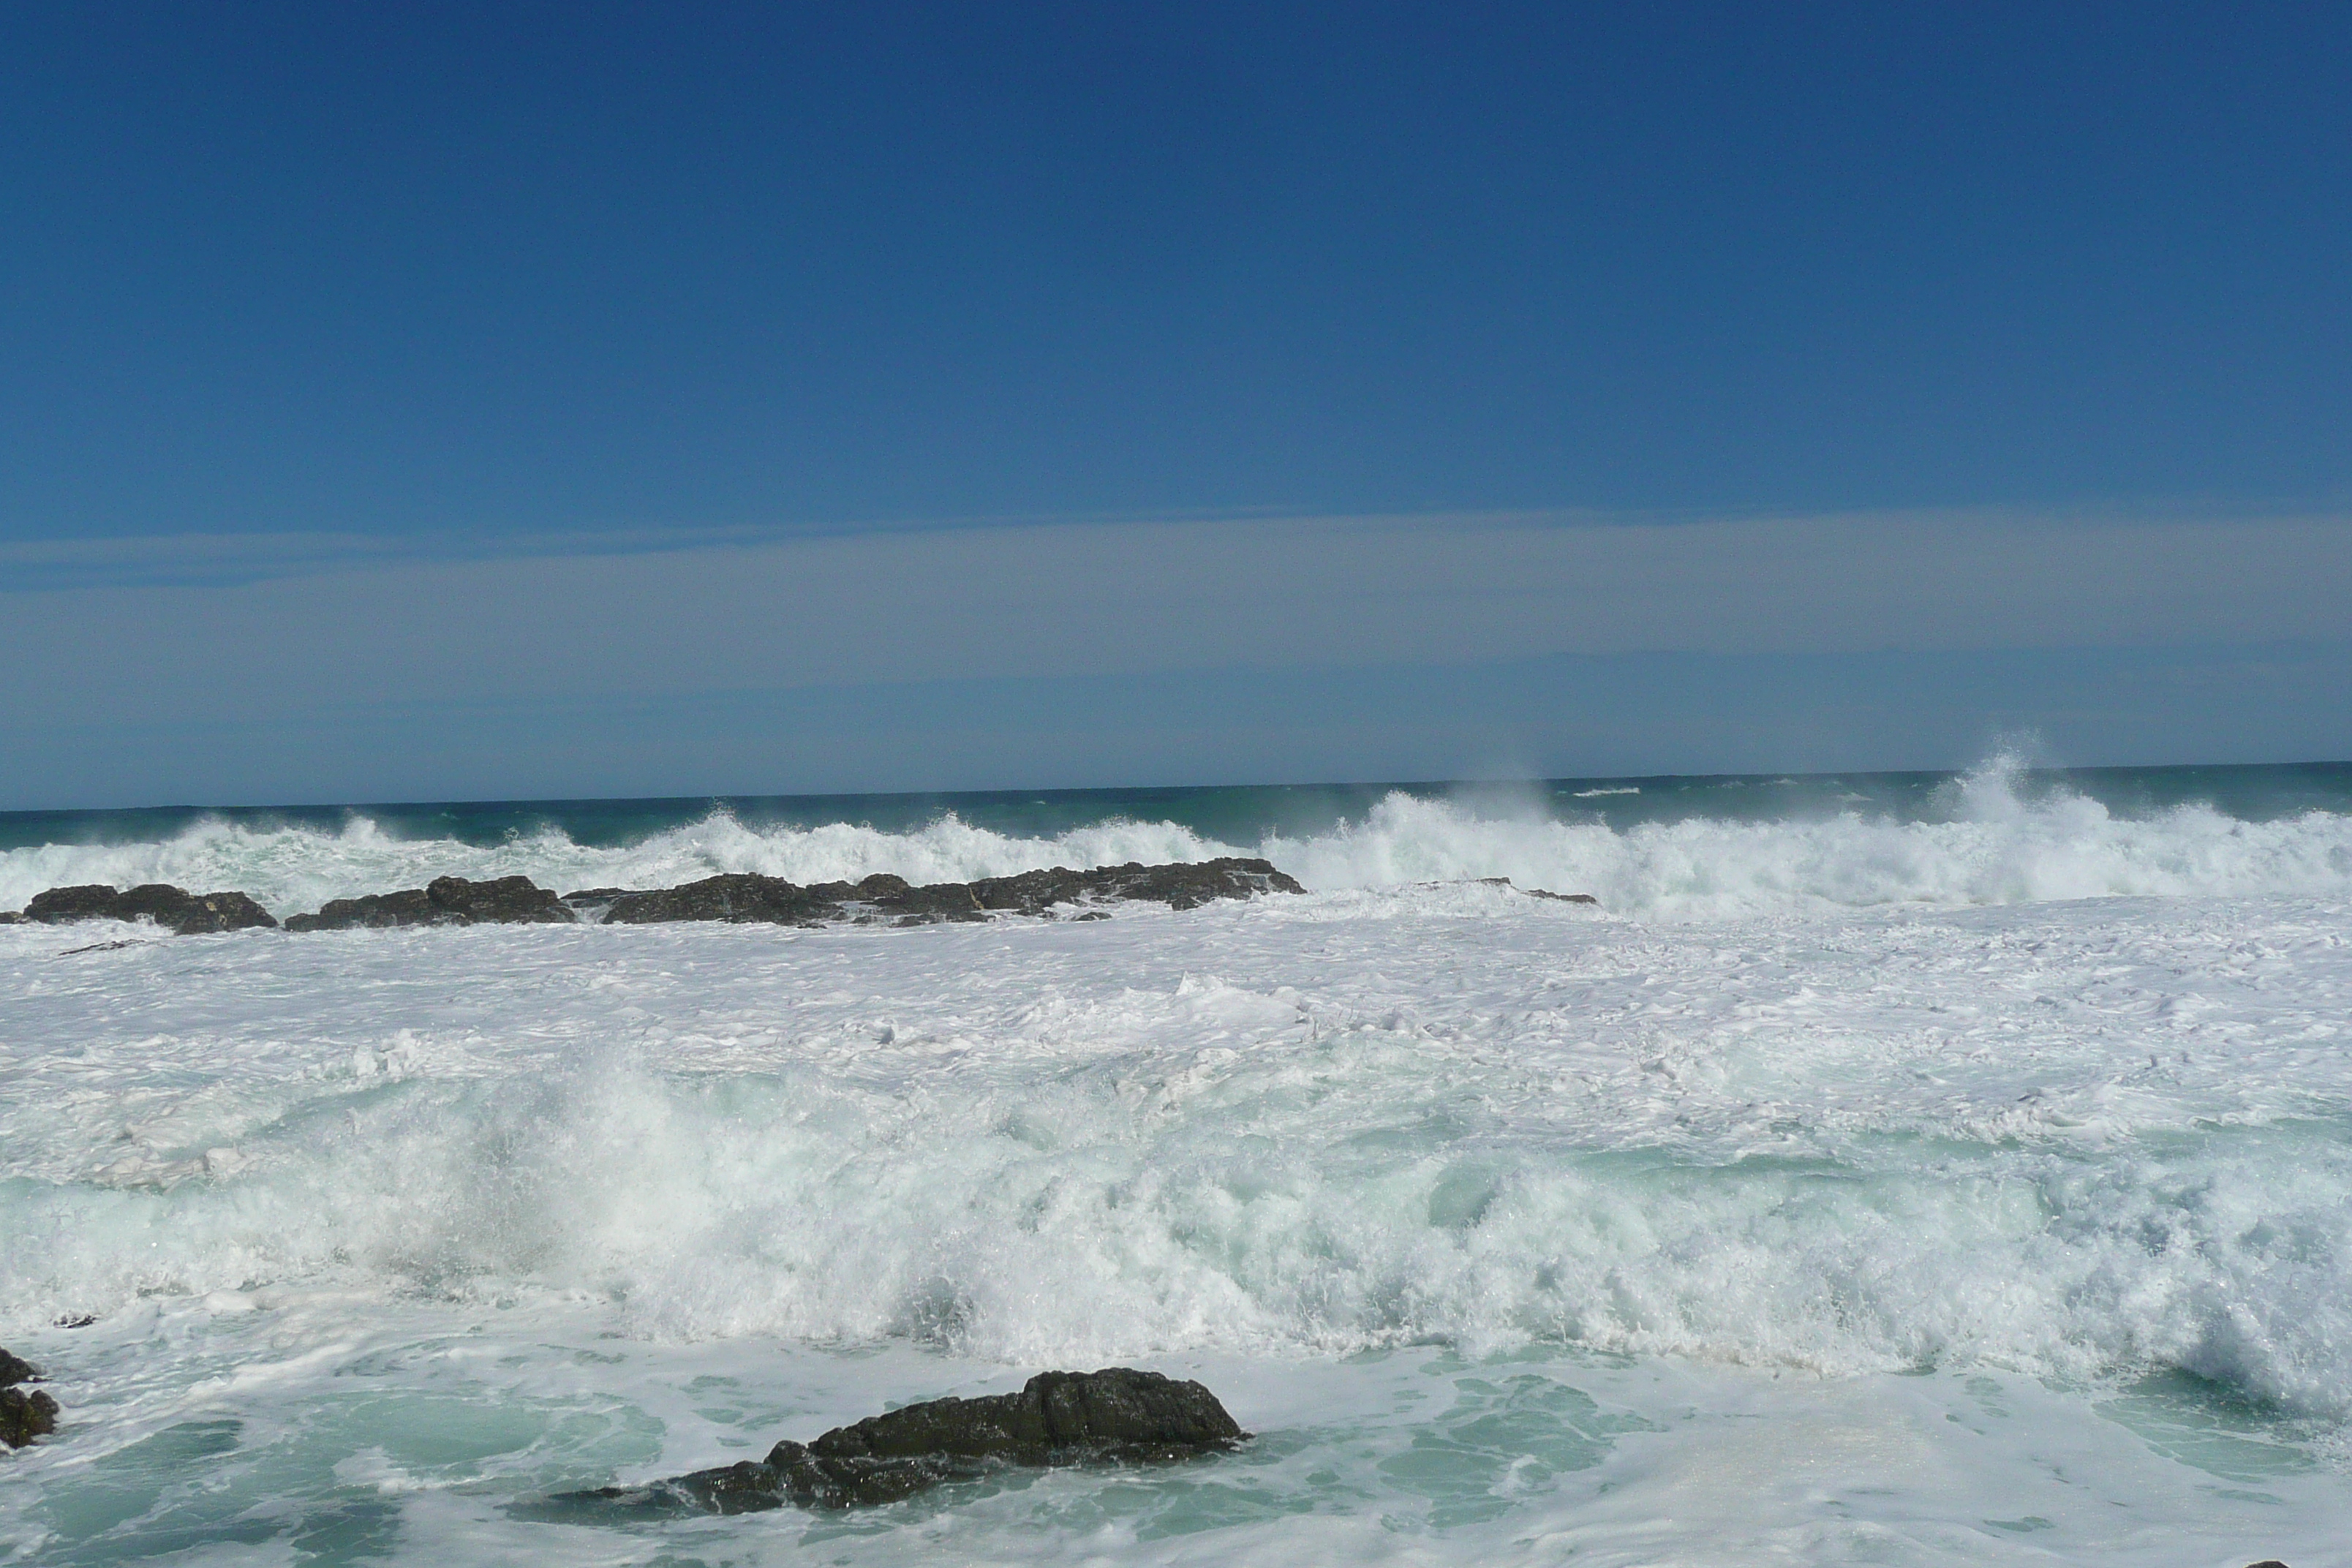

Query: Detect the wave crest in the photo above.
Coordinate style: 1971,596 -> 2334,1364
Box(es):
4,758 -> 2349,919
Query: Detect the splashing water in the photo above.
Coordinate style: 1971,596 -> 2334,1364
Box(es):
4,757 -> 2350,919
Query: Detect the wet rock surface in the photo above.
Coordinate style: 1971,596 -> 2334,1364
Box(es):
285,874 -> 570,932
18,859 -> 1357,939
569,1368 -> 1247,1515
1479,876 -> 1599,905
0,1390 -> 56,1449
972,857 -> 1304,913
593,859 -> 1299,927
0,1349 -> 55,1449
597,872 -> 870,927
23,883 -> 278,934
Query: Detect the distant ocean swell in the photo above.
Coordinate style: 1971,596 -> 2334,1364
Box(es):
4,759 -> 2350,919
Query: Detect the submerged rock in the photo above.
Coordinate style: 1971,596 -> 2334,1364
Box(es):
1499,878 -> 1599,905
574,1368 -> 1247,1514
0,1349 -> 55,1449
286,875 -> 570,932
23,883 -> 277,934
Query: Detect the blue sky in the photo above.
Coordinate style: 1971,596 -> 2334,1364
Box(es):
3,3 -> 2348,807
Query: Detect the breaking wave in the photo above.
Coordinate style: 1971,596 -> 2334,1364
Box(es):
3,757 -> 2348,919
8,1055 -> 2349,1423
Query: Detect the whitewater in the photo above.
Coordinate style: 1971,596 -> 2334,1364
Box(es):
3,761 -> 2349,1565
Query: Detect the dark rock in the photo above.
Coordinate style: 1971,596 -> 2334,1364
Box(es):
1518,886 -> 1599,905
423,875 -> 570,924
146,887 -> 277,932
598,872 -> 845,927
287,875 -> 569,932
23,883 -> 277,934
53,1315 -> 96,1330
20,885 -> 117,922
976,869 -> 1098,913
287,889 -> 434,932
815,1366 -> 1246,1463
570,1368 -> 1246,1515
284,859 -> 1305,935
0,1388 -> 56,1448
830,874 -> 987,926
972,858 -> 1304,915
659,1446 -> 956,1512
0,911 -> 20,924
1464,876 -> 1598,905
0,1354 -> 61,1451
598,872 -> 990,929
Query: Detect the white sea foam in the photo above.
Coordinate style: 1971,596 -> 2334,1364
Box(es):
1272,783 -> 2352,917
5,888 -> 2350,1411
6,770 -> 2351,1562
4,758 -> 2349,919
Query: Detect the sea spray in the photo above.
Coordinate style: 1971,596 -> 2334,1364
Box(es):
7,764 -> 2352,1563
6,758 -> 2352,919
6,893 -> 2350,1421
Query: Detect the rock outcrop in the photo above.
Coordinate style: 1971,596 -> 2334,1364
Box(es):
16,858 -> 1316,941
970,858 -> 1304,914
285,875 -> 570,932
0,1349 -> 56,1448
23,883 -> 277,934
576,1368 -> 1245,1514
597,872 -> 986,928
594,859 -> 1299,927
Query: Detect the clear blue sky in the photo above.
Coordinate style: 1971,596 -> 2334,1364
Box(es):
3,3 -> 2348,807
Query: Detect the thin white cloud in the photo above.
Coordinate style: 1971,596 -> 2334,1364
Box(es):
3,509 -> 2346,730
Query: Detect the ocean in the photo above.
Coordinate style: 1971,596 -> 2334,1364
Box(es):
3,756 -> 2349,1565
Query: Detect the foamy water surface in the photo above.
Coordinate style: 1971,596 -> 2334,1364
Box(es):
1,761 -> 2347,1564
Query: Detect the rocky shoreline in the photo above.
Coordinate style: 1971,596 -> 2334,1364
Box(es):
0,857 -> 1345,935
0,862 -> 1602,935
